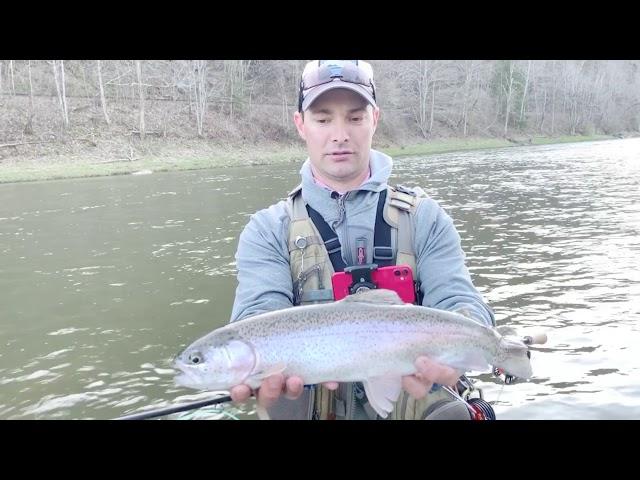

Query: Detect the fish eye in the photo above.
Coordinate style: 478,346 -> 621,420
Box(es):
188,351 -> 203,364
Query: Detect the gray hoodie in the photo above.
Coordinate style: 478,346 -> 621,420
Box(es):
230,149 -> 494,326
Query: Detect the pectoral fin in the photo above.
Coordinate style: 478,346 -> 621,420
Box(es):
442,350 -> 490,374
362,375 -> 403,419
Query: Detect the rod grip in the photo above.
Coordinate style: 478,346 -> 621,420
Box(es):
524,333 -> 548,345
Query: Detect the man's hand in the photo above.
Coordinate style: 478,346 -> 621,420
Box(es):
230,376 -> 339,409
401,356 -> 460,399
229,355 -> 457,407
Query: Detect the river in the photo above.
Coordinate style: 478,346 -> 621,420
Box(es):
1,138 -> 639,419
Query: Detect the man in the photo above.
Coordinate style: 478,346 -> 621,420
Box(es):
228,60 -> 495,419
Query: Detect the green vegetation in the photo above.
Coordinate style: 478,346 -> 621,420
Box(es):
0,135 -> 619,184
528,135 -> 612,145
381,138 -> 514,157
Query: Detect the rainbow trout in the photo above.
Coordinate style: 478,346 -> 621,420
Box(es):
174,289 -> 533,418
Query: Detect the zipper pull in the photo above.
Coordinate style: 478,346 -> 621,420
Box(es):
334,193 -> 347,227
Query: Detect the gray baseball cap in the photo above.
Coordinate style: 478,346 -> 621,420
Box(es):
298,60 -> 377,112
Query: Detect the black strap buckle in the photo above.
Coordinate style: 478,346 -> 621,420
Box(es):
373,246 -> 394,260
324,237 -> 341,255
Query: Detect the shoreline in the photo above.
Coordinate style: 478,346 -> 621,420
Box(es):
0,134 -> 620,184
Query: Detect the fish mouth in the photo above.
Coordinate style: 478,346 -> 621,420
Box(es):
173,363 -> 203,389
174,372 -> 194,388
173,362 -> 229,391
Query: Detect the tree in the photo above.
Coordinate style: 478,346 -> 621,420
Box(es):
551,60 -> 557,134
9,60 -> 15,95
1,59 -> 639,149
502,61 -> 515,136
459,61 -> 473,136
518,60 -> 532,127
457,60 -> 483,137
191,60 -> 209,137
25,60 -> 35,135
491,60 -> 525,136
96,60 -> 110,125
135,60 -> 145,139
223,60 -> 252,119
50,60 -> 69,128
400,60 -> 441,138
415,60 -> 433,138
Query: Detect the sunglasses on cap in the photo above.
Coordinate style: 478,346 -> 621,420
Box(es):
297,60 -> 376,112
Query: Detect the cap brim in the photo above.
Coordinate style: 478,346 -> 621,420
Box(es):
302,81 -> 376,111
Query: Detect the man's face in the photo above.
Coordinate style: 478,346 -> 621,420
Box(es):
294,88 -> 379,188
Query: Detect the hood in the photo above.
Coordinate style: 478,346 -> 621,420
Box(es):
298,149 -> 393,221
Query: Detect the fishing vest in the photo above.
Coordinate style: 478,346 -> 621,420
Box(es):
271,183 -> 472,420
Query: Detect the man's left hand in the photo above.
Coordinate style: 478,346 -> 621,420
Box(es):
401,356 -> 460,399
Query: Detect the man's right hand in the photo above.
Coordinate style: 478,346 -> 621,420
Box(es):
230,375 -> 339,409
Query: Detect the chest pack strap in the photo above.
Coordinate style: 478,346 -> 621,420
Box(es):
373,189 -> 393,265
306,205 -> 348,272
305,190 -> 392,273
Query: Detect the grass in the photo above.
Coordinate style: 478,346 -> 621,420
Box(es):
528,134 -> 613,145
0,134 -> 619,184
380,134 -> 614,158
380,138 -> 514,157
0,144 -> 308,184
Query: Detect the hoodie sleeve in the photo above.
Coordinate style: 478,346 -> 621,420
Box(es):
413,197 -> 495,327
229,202 -> 295,322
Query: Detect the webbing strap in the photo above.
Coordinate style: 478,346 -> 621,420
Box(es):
373,190 -> 393,266
305,190 -> 392,272
306,205 -> 347,272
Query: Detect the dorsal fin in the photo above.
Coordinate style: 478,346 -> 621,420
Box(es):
341,288 -> 405,305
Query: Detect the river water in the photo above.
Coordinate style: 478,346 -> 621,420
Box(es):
1,138 -> 639,420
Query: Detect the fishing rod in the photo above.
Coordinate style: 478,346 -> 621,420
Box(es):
115,394 -> 235,420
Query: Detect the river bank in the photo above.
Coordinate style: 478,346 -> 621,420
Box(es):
0,134 -> 618,184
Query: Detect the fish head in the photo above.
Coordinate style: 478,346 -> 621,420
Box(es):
495,336 -> 533,379
174,336 -> 256,391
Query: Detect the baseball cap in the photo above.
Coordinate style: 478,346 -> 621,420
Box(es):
298,60 -> 377,112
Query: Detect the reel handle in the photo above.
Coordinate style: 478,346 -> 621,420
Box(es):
523,333 -> 547,345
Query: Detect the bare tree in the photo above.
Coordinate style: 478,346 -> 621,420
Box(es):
51,60 -> 69,128
519,60 -> 532,124
567,61 -> 586,135
401,60 -> 438,138
191,60 -> 209,137
25,60 -> 35,135
1,59 -> 639,150
459,61 -> 475,137
415,60 -> 431,137
429,78 -> 437,134
537,69 -> 548,133
551,60 -> 557,134
96,60 -> 110,125
135,60 -> 145,139
9,60 -> 15,95
502,61 -> 516,136
223,60 -> 252,119
278,64 -> 289,129
27,60 -> 34,112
